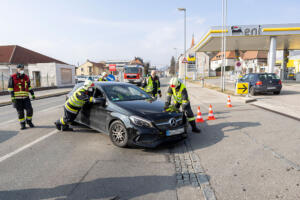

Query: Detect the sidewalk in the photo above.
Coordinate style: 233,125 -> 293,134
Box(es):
0,88 -> 72,106
192,78 -> 300,120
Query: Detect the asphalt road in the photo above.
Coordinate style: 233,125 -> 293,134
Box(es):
0,78 -> 299,200
0,83 -> 202,200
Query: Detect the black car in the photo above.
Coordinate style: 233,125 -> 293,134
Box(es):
67,82 -> 187,148
238,73 -> 282,95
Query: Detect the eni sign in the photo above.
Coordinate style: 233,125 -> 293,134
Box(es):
231,25 -> 261,36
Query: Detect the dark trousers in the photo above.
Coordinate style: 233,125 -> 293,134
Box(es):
175,102 -> 195,122
59,108 -> 78,126
14,98 -> 33,123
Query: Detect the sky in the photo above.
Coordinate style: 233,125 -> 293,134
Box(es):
1,0 -> 300,68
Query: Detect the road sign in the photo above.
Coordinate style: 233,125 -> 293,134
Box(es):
236,82 -> 249,94
182,57 -> 188,64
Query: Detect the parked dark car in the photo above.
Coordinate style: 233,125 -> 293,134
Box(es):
67,82 -> 187,148
238,73 -> 282,95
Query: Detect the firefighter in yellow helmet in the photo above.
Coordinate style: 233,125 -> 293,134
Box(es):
55,80 -> 98,131
98,72 -> 108,81
164,77 -> 201,133
142,70 -> 161,97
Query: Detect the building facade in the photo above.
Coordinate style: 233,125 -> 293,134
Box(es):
76,60 -> 107,76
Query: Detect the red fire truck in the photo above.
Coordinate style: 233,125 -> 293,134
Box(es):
123,65 -> 145,86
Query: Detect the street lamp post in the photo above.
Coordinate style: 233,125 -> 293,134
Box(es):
178,8 -> 186,85
221,0 -> 227,92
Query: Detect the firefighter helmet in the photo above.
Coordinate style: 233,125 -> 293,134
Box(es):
169,77 -> 181,88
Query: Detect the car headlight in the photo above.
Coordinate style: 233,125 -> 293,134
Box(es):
129,116 -> 153,128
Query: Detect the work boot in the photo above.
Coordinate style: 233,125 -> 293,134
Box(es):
190,121 -> 201,134
26,120 -> 35,128
54,121 -> 62,131
20,122 -> 26,130
61,125 -> 73,132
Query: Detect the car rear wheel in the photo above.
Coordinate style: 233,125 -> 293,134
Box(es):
109,120 -> 129,148
273,91 -> 281,95
250,87 -> 256,96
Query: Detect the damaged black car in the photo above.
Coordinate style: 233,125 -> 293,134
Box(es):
67,82 -> 187,148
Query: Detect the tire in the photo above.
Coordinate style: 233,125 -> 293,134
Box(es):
250,87 -> 256,96
109,120 -> 129,148
273,91 -> 280,95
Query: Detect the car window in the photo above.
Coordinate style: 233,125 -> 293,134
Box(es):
102,84 -> 151,102
267,73 -> 280,80
93,88 -> 104,98
258,74 -> 267,81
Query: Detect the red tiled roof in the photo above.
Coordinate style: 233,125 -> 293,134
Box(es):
211,51 -> 238,61
0,45 -> 67,65
242,51 -> 268,60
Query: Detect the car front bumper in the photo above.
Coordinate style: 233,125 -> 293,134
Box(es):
127,124 -> 188,148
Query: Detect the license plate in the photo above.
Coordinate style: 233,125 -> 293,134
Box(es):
267,87 -> 276,89
166,128 -> 184,136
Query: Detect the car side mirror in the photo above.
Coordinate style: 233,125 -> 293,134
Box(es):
93,97 -> 106,106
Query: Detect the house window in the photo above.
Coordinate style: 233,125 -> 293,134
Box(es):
81,68 -> 84,72
89,67 -> 92,73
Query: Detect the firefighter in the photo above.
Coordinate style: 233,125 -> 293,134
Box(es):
55,80 -> 98,131
164,77 -> 201,133
98,72 -> 108,81
142,70 -> 162,97
8,64 -> 35,130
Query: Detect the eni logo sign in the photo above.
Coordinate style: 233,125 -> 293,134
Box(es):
231,25 -> 261,36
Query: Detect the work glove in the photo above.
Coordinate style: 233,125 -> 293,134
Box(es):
32,95 -> 36,100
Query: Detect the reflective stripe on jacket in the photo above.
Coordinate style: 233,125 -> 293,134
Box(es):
64,86 -> 93,113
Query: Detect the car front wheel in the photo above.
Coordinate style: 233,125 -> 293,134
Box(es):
109,120 -> 129,148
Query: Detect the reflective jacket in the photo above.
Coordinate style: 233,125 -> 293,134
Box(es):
166,83 -> 189,106
98,76 -> 107,81
65,86 -> 93,114
142,76 -> 161,95
8,73 -> 34,99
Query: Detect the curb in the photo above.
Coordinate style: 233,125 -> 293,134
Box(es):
188,81 -> 257,104
0,90 -> 70,107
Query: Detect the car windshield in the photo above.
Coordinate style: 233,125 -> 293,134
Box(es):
102,84 -> 151,102
125,67 -> 139,74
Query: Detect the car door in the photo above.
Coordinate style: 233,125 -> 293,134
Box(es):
88,87 -> 108,133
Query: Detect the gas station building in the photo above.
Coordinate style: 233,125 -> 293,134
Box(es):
187,23 -> 300,81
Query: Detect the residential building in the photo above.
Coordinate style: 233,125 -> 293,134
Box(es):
76,60 -> 107,76
240,51 -> 268,73
0,45 -> 75,89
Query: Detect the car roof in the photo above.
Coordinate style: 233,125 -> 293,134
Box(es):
246,73 -> 276,75
94,81 -> 133,87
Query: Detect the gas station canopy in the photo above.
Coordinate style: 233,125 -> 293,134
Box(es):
193,23 -> 300,52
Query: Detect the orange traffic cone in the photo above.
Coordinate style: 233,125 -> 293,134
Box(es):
207,104 -> 216,120
227,96 -> 233,108
196,106 -> 204,123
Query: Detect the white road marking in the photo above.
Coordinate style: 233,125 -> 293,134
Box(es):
0,129 -> 58,163
0,104 -> 63,126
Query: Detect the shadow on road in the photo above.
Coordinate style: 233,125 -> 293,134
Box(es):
0,130 -> 18,144
0,175 -> 177,200
190,121 -> 261,150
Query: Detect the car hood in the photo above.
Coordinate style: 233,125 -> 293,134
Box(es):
113,99 -> 181,120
